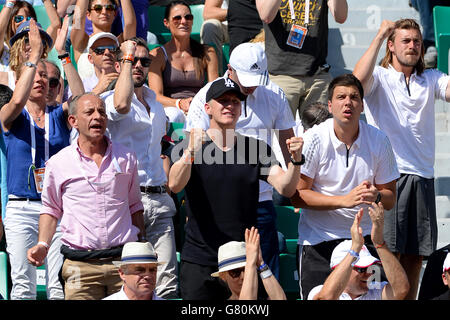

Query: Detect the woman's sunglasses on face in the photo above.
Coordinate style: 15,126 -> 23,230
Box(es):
14,15 -> 32,23
227,267 -> 245,279
172,14 -> 194,23
91,4 -> 117,13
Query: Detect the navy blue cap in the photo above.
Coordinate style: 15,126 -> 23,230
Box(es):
9,20 -> 53,48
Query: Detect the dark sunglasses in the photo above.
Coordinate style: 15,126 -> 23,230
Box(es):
23,36 -> 48,48
14,15 -> 32,23
353,266 -> 374,274
172,14 -> 194,22
128,56 -> 151,67
48,78 -> 60,89
92,45 -> 120,55
91,4 -> 117,13
228,267 -> 245,279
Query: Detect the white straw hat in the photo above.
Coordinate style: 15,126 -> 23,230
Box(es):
211,241 -> 246,277
113,242 -> 163,267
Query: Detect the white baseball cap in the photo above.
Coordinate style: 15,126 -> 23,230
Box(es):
229,43 -> 269,87
330,240 -> 380,269
443,252 -> 450,273
211,241 -> 247,277
87,32 -> 119,51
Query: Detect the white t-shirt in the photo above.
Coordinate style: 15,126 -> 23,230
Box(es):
102,85 -> 168,187
307,281 -> 388,300
298,119 -> 399,245
185,72 -> 295,201
103,286 -> 165,300
364,65 -> 450,179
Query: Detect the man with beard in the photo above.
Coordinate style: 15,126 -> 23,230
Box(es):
353,18 -> 450,300
101,37 -> 178,300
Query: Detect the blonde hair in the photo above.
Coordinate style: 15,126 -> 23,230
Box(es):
9,37 -> 48,77
380,18 -> 425,75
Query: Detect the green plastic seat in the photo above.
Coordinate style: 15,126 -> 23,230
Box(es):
33,5 -> 52,31
148,4 -> 204,44
167,121 -> 186,142
0,251 -> 8,300
36,264 -> 47,300
275,206 -> 300,254
433,6 -> 450,73
278,253 -> 300,300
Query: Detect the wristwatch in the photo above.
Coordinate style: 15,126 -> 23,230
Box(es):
290,154 -> 305,166
375,192 -> 382,204
24,61 -> 37,69
348,249 -> 360,267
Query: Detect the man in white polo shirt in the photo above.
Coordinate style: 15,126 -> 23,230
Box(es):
291,73 -> 399,300
184,42 -> 296,281
101,37 -> 178,299
353,18 -> 450,300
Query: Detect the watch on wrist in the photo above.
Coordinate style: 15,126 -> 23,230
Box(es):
290,154 -> 305,166
24,61 -> 37,68
258,263 -> 269,274
375,192 -> 382,204
58,52 -> 70,59
348,249 -> 360,267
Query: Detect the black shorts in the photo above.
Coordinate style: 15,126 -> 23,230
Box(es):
384,174 -> 437,257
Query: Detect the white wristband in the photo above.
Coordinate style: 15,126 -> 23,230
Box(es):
260,268 -> 273,280
37,241 -> 50,251
175,99 -> 181,109
6,1 -> 15,8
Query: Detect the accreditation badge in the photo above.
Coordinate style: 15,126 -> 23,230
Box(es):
33,167 -> 46,193
286,24 -> 308,49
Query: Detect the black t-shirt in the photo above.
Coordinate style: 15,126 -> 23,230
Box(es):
227,0 -> 263,52
174,133 -> 279,266
264,0 -> 329,76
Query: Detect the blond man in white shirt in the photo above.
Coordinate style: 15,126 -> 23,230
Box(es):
353,18 -> 450,300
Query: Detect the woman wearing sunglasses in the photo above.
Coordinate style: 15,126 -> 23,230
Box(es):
0,0 -> 60,71
212,227 -> 286,300
148,0 -> 218,123
0,17 -> 83,300
71,0 -> 136,79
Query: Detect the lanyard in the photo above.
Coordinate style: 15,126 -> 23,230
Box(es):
288,0 -> 310,26
25,106 -> 49,167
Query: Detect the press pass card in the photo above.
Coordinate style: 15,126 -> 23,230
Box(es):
286,24 -> 308,49
33,167 -> 45,193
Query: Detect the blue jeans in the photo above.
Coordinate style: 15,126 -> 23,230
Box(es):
256,200 -> 279,280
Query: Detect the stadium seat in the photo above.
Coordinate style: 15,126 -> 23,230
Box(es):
0,251 -> 8,300
33,5 -> 51,31
433,6 -> 450,73
275,206 -> 299,254
278,253 -> 299,300
222,43 -> 230,74
167,121 -> 186,141
148,4 -> 204,44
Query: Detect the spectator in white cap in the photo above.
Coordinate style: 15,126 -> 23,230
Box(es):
212,227 -> 286,300
308,202 -> 409,300
70,0 -> 136,80
170,77 -> 302,300
65,32 -> 120,102
103,242 -> 165,300
185,41 -> 296,284
432,253 -> 450,300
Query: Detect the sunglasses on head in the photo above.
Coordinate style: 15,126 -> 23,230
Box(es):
91,4 -> 117,13
227,267 -> 245,279
124,56 -> 151,67
48,78 -> 60,89
92,45 -> 120,55
14,15 -> 32,23
172,14 -> 194,22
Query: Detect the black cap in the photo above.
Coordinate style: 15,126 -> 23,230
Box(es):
206,78 -> 247,102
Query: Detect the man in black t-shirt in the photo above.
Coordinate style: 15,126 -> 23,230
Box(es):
169,78 -> 304,300
256,0 -> 348,119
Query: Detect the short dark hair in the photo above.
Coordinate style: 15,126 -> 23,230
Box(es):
301,102 -> 332,130
328,73 -> 364,101
0,84 -> 13,110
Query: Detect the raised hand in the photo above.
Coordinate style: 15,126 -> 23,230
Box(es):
245,227 -> 260,267
286,136 -> 304,162
368,201 -> 385,246
350,208 -> 364,252
188,128 -> 205,153
54,15 -> 70,55
28,19 -> 44,63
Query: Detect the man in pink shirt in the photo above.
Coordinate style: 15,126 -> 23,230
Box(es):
27,93 -> 145,300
